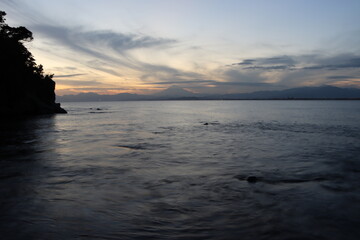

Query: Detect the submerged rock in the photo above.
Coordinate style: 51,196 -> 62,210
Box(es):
246,176 -> 258,183
234,175 -> 259,183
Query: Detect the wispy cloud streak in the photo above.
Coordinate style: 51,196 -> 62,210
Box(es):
53,73 -> 85,78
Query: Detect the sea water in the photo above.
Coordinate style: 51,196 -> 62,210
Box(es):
0,100 -> 359,240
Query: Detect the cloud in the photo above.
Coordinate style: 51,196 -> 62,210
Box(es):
231,56 -> 296,71
55,86 -> 152,96
234,59 -> 255,65
60,87 -> 130,91
32,24 -> 175,59
28,23 -> 179,79
146,79 -> 271,87
225,53 -> 360,88
80,30 -> 176,52
0,4 -> 209,91
32,23 -> 209,87
2,1 -> 175,55
243,65 -> 294,70
232,54 -> 360,71
302,55 -> 360,70
224,69 -> 266,83
147,80 -> 217,85
144,77 -> 277,95
55,79 -> 103,86
233,55 -> 296,70
327,75 -> 358,80
86,60 -> 123,77
53,73 -> 85,78
210,81 -> 272,87
258,56 -> 296,65
32,23 -> 207,86
139,63 -> 205,85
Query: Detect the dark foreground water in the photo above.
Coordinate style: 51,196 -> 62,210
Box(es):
1,100 -> 360,240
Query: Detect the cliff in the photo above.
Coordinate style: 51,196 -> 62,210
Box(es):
0,11 -> 66,115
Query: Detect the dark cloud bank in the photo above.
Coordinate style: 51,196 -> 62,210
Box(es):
233,54 -> 360,71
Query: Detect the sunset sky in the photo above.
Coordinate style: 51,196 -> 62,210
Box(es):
1,0 -> 360,95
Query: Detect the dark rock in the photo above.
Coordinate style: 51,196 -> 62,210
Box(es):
55,103 -> 67,113
246,176 -> 258,183
203,122 -> 209,125
234,175 -> 259,183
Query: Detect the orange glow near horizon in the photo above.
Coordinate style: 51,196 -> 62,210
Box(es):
55,84 -> 165,96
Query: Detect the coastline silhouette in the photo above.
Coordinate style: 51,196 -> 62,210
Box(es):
0,11 -> 66,115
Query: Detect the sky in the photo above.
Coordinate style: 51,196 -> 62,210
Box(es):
1,0 -> 360,95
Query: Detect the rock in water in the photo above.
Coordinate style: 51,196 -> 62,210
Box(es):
246,176 -> 258,183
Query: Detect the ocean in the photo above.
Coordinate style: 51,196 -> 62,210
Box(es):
1,100 -> 359,240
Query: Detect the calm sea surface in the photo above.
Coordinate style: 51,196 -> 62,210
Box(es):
1,100 -> 360,240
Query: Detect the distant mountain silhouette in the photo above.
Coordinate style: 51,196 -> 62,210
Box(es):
154,85 -> 196,98
223,85 -> 360,99
58,92 -> 148,102
0,11 -> 66,115
57,85 -> 360,102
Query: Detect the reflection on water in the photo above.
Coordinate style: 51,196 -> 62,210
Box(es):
1,101 -> 360,240
0,116 -> 58,239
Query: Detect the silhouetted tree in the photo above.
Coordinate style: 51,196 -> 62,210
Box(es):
0,10 -> 65,114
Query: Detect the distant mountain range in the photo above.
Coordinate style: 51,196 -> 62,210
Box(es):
57,85 -> 360,102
